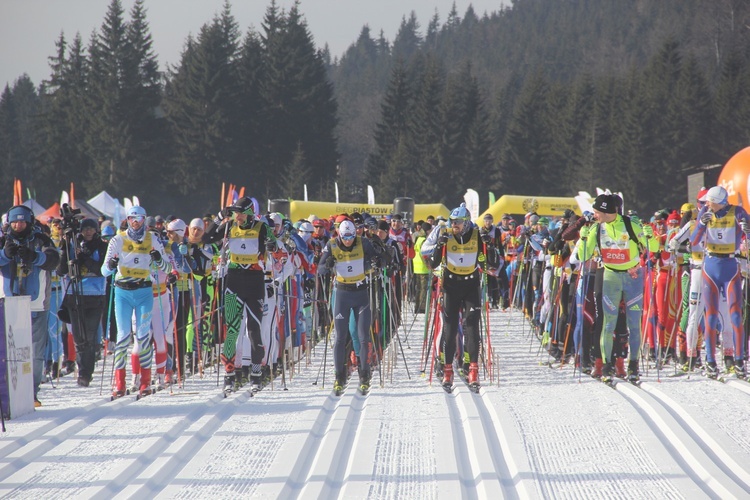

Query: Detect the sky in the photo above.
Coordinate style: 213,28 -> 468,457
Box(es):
1,0 -> 507,89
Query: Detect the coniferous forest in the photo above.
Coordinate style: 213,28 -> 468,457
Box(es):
1,0 -> 750,216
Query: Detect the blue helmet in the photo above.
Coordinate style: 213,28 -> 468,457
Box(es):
449,203 -> 471,222
7,205 -> 34,224
101,225 -> 116,237
127,205 -> 147,218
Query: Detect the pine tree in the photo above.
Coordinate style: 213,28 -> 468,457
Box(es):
367,59 -> 412,199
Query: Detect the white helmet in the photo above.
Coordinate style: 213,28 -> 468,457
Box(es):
705,186 -> 728,205
339,220 -> 356,240
298,221 -> 314,243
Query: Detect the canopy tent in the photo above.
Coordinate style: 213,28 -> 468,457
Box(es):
88,190 -> 125,227
37,202 -> 60,224
22,199 -> 47,217
74,200 -> 103,220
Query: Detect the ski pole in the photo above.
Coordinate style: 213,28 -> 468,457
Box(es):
100,280 -> 116,395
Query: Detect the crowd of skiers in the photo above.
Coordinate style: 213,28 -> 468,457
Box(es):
2,183 -> 748,408
517,186 -> 750,385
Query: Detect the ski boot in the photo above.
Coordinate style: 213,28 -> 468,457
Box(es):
165,369 -> 174,386
601,361 -> 615,387
184,353 -> 194,377
34,396 -> 42,408
467,362 -> 480,393
77,375 -> 91,387
155,372 -> 166,391
111,368 -> 128,400
250,373 -> 263,393
130,373 -> 141,394
591,358 -> 603,379
627,359 -> 640,385
137,369 -> 153,399
240,366 -> 250,387
733,359 -> 746,379
724,355 -> 735,375
358,369 -> 371,395
223,373 -> 236,395
333,376 -> 346,396
704,361 -> 719,379
614,357 -> 626,379
442,365 -> 454,393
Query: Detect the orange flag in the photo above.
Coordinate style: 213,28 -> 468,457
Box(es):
70,182 -> 75,208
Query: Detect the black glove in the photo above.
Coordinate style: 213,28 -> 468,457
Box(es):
107,257 -> 119,271
3,239 -> 18,259
166,271 -> 178,285
437,233 -> 449,246
305,277 -> 316,292
266,283 -> 274,298
150,249 -> 162,263
18,245 -> 35,265
265,240 -> 276,253
481,233 -> 492,244
325,255 -> 335,269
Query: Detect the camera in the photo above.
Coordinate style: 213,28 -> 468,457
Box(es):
60,203 -> 84,234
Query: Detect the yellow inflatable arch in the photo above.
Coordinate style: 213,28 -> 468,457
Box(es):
289,200 -> 450,222
479,195 -> 580,221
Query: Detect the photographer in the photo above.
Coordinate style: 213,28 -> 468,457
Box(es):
57,218 -> 107,387
0,205 -> 60,407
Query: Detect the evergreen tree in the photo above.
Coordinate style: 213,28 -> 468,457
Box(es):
367,59 -> 411,200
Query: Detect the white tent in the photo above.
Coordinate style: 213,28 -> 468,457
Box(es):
88,190 -> 125,227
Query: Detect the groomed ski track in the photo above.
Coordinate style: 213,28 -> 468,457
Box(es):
2,310 -> 750,498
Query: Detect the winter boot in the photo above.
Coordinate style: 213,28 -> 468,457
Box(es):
615,357 -> 626,378
591,358 -> 603,379
443,364 -> 454,388
627,359 -> 640,383
468,362 -> 479,386
112,368 -> 127,399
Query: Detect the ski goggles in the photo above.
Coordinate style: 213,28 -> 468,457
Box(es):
341,233 -> 356,242
127,215 -> 145,222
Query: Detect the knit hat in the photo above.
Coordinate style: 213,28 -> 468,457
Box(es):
592,194 -> 617,214
666,210 -> 681,225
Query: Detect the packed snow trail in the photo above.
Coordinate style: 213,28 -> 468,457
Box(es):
3,309 -> 750,498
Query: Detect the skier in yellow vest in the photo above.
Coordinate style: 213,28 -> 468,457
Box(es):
429,203 -> 498,391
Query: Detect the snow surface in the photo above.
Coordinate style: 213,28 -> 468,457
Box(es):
2,309 -> 750,499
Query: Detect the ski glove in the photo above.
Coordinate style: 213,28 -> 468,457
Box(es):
700,211 -> 713,225
437,233 -> 450,246
166,271 -> 178,285
582,211 -> 595,223
481,233 -> 492,244
18,245 -> 35,265
642,225 -> 654,238
150,249 -> 162,263
3,239 -> 18,259
325,255 -> 335,269
107,257 -> 119,271
179,243 -> 188,255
